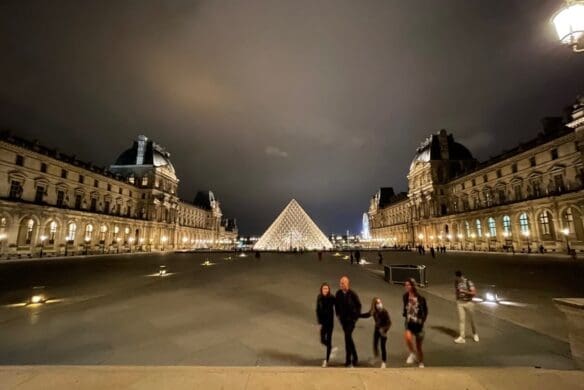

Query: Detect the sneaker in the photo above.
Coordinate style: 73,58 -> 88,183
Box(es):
454,336 -> 466,344
473,334 -> 480,342
322,360 -> 327,368
381,362 -> 386,369
418,363 -> 425,368
406,353 -> 417,364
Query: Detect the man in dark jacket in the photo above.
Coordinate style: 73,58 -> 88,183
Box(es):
335,276 -> 362,367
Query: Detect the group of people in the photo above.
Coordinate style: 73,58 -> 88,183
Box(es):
416,245 -> 447,257
315,271 -> 479,368
316,275 -> 428,368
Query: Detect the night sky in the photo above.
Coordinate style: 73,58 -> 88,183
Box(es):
1,1 -> 583,235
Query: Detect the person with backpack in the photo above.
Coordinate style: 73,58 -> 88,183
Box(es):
360,297 -> 391,368
453,270 -> 479,343
403,278 -> 428,368
316,282 -> 336,367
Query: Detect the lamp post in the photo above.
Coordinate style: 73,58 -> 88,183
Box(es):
84,237 -> 90,255
116,237 -> 121,253
128,237 -> 135,253
552,1 -> 584,53
0,233 -> 6,259
562,228 -> 571,253
485,233 -> 491,251
161,236 -> 168,251
470,233 -> 477,251
39,235 -> 47,258
522,231 -> 531,253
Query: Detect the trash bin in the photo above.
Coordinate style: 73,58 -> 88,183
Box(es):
384,264 -> 427,287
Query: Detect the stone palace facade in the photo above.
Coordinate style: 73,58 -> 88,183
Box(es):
367,96 -> 584,253
0,133 -> 237,257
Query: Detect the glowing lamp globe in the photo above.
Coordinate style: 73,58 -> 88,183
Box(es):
552,2 -> 584,52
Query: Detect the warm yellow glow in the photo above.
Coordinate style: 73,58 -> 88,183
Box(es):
552,3 -> 584,45
40,235 -> 47,242
30,295 -> 45,304
562,228 -> 570,236
418,234 -> 424,239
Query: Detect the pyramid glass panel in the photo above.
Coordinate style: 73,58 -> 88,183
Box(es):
253,199 -> 333,251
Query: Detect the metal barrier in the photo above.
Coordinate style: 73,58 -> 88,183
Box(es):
384,265 -> 427,287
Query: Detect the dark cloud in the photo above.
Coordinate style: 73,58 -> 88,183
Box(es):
1,0 -> 583,234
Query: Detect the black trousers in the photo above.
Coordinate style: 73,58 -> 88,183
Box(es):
342,321 -> 358,365
320,325 -> 333,361
373,330 -> 387,362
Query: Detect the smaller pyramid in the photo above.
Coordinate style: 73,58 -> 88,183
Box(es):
254,199 -> 333,251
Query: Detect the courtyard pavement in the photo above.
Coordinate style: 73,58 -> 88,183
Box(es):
0,250 -> 581,369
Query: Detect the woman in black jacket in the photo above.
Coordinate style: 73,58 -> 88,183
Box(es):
316,282 -> 336,367
360,297 -> 391,368
402,278 -> 428,368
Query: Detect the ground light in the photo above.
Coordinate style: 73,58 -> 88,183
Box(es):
28,286 -> 47,305
202,259 -> 215,266
238,252 -> 247,258
159,265 -> 167,276
333,252 -> 342,257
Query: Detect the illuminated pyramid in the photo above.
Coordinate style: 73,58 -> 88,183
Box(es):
254,199 -> 333,251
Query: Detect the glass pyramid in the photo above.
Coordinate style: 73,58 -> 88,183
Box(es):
254,199 -> 333,251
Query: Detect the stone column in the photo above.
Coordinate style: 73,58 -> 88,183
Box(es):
554,298 -> 584,369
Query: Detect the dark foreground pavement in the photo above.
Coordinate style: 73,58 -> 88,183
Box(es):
1,366 -> 583,390
0,251 -> 580,369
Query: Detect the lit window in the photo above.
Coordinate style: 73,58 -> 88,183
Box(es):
487,217 -> 496,236
85,224 -> 93,241
475,219 -> 482,237
49,221 -> 57,243
564,208 -> 575,233
539,212 -> 551,235
25,219 -> 34,244
465,221 -> 471,238
502,215 -> 511,234
519,213 -> 530,234
67,223 -> 77,242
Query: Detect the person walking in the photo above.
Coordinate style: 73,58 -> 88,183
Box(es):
316,282 -> 336,367
377,251 -> 383,265
350,252 -> 354,265
430,247 -> 435,258
360,297 -> 391,368
335,276 -> 362,367
453,270 -> 479,343
355,250 -> 361,264
403,278 -> 428,368
318,251 -> 323,261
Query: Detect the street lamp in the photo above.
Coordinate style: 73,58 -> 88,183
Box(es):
116,237 -> 121,253
128,237 -> 135,253
470,233 -> 477,251
161,236 -> 168,251
0,233 -> 6,259
39,235 -> 47,258
562,227 -> 571,253
457,233 -> 463,250
84,237 -> 91,255
522,230 -> 531,253
485,233 -> 491,251
552,1 -> 584,52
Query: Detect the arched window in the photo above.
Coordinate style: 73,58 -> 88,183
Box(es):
0,217 -> 6,235
465,221 -> 471,237
487,217 -> 496,237
475,219 -> 482,237
539,212 -> 551,235
564,208 -> 575,233
25,219 -> 34,244
49,221 -> 57,243
502,215 -> 511,234
85,224 -> 93,241
519,213 -> 530,234
99,225 -> 107,241
67,223 -> 77,242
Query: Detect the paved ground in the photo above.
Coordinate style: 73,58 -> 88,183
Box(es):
0,251 -> 581,368
1,366 -> 583,390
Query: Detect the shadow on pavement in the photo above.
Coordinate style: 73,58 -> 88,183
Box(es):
430,325 -> 458,338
